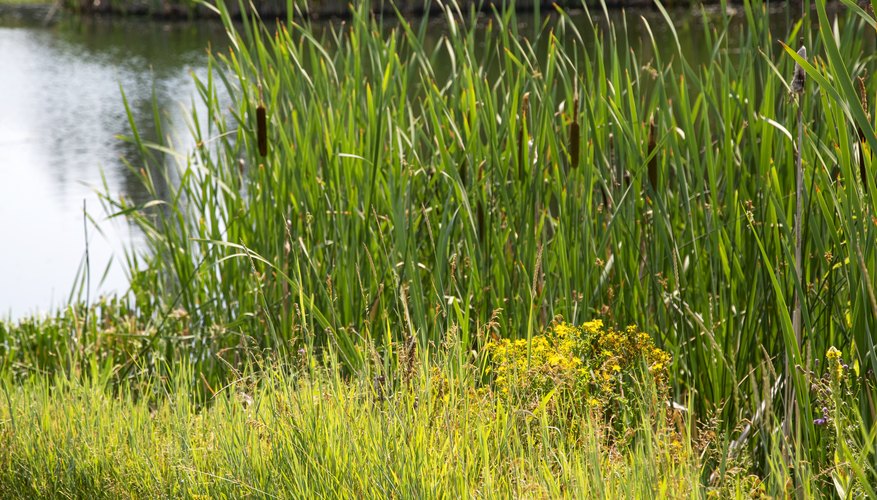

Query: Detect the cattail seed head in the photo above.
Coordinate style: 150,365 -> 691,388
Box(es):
518,92 -> 531,179
791,45 -> 807,95
569,94 -> 580,169
257,104 -> 267,158
858,75 -> 870,192
256,83 -> 267,158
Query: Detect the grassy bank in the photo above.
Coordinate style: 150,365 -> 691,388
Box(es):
2,0 -> 877,494
0,320 -> 871,497
0,341 -> 855,498
0,365 -> 713,497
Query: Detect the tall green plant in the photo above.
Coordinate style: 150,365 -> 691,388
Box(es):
101,0 -> 877,479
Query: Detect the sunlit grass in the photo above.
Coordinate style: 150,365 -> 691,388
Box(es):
0,354 -> 798,498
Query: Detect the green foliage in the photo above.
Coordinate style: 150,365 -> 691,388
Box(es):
0,297 -> 143,378
106,0 -> 877,436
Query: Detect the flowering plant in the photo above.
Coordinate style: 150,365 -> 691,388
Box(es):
485,319 -> 671,432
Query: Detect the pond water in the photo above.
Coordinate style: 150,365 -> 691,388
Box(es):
0,5 -> 796,319
0,10 -> 229,318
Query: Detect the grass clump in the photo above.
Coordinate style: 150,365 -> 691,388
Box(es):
806,346 -> 876,498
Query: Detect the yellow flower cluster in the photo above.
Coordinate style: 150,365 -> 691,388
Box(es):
579,323 -> 672,393
485,319 -> 672,415
825,346 -> 845,380
487,333 -> 583,402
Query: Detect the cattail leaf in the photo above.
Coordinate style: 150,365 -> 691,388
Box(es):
813,1 -> 877,158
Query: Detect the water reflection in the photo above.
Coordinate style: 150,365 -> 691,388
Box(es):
0,15 -> 228,318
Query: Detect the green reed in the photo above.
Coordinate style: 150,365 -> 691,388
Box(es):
85,0 -> 877,482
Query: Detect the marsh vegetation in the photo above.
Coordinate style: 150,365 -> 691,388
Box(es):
2,0 -> 877,496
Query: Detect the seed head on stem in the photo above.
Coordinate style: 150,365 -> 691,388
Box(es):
791,44 -> 806,95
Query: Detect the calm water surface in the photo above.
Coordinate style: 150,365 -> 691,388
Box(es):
0,11 -> 228,318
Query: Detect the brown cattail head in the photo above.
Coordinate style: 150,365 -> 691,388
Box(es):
257,104 -> 267,158
858,75 -> 870,192
518,92 -> 531,179
791,44 -> 807,95
256,83 -> 267,158
569,93 -> 580,169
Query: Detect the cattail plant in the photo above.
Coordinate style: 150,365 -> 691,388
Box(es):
785,40 -> 806,448
790,45 -> 807,95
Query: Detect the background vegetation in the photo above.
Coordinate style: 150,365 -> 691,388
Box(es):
53,0 -> 701,19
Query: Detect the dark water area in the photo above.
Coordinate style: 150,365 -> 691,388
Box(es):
0,4 -> 801,319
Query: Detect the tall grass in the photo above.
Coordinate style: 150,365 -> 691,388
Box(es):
0,355 -> 837,498
81,0 -> 877,484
